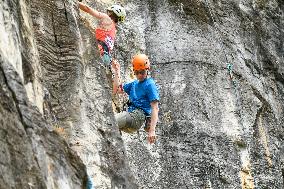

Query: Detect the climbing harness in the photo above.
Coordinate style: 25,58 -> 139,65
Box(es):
97,40 -> 112,67
123,100 -> 152,131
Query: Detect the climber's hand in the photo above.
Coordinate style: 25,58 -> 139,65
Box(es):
148,129 -> 156,144
112,59 -> 120,74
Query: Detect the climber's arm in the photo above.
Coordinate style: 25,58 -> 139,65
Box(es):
112,60 -> 124,94
148,101 -> 159,144
78,2 -> 104,19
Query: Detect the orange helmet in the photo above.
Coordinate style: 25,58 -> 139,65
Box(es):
132,54 -> 150,71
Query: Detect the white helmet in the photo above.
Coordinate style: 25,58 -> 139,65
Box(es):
107,5 -> 126,22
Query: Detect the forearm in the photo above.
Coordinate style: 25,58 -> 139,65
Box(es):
149,103 -> 159,131
112,71 -> 121,94
78,2 -> 101,18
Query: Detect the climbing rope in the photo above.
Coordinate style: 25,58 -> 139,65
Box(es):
226,63 -> 243,122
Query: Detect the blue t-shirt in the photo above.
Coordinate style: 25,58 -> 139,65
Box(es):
123,78 -> 160,115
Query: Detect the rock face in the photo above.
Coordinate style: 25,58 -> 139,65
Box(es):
1,0 -> 283,189
1,0 -> 136,188
0,0 -> 87,188
118,0 -> 284,189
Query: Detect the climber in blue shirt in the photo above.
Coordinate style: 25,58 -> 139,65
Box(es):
112,54 -> 159,144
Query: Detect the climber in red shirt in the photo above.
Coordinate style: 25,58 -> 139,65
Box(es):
78,1 -> 126,67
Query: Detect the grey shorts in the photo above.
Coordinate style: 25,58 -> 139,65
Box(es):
115,109 -> 145,133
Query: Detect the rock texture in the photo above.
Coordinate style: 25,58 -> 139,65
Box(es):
0,0 -> 87,188
118,0 -> 284,188
1,0 -> 283,189
1,0 -> 136,188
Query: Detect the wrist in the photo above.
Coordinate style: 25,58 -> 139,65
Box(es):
148,128 -> 155,132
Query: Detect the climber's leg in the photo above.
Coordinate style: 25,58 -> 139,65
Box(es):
115,109 -> 145,133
